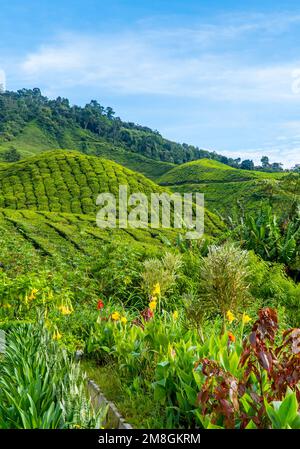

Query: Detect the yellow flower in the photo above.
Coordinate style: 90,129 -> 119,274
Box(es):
226,310 -> 236,324
58,305 -> 72,315
149,300 -> 157,311
3,303 -> 12,309
242,313 -> 252,325
111,311 -> 121,321
172,310 -> 179,320
152,283 -> 161,296
28,288 -> 38,301
53,330 -> 62,340
120,316 -> 127,325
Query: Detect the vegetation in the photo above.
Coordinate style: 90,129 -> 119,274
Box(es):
0,88 -> 299,430
0,89 -> 241,166
159,159 -> 300,218
0,323 -> 107,429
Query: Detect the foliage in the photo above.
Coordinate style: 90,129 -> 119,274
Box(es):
231,206 -> 300,278
189,243 -> 251,321
0,323 -> 107,428
3,147 -> 21,162
196,308 -> 300,429
141,251 -> 182,299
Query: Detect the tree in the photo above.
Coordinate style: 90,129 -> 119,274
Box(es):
261,156 -> 270,169
240,159 -> 254,170
105,107 -> 115,119
3,147 -> 21,162
271,162 -> 283,172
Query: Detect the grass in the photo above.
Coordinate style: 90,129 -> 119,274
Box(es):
82,360 -> 165,428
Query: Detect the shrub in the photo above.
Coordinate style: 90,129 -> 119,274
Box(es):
196,308 -> 300,429
141,251 -> 182,299
188,243 -> 251,323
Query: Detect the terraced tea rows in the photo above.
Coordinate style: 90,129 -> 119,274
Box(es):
158,159 -> 294,216
0,151 -> 166,215
0,151 -> 224,236
0,208 -> 179,260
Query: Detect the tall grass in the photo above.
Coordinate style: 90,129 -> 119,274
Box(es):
0,323 -> 106,428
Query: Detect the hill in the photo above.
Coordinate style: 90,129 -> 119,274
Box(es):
0,121 -> 175,180
0,150 -> 167,214
158,159 -> 295,217
0,89 -> 246,168
158,158 -> 285,185
0,150 -> 223,235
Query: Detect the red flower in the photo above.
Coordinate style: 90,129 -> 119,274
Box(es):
228,331 -> 236,343
97,300 -> 104,310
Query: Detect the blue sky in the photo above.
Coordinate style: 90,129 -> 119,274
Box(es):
1,1 -> 300,167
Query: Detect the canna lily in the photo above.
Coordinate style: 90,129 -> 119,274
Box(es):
111,311 -> 121,321
28,288 -> 38,301
152,283 -> 161,296
172,310 -> 179,320
97,299 -> 104,310
53,330 -> 62,341
228,331 -> 236,343
58,305 -> 72,315
149,300 -> 157,311
226,310 -> 236,324
242,313 -> 252,325
120,316 -> 127,325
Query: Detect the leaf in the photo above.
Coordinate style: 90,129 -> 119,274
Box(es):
278,392 -> 298,426
264,400 -> 282,429
153,384 -> 166,403
245,419 -> 257,429
291,414 -> 300,430
258,350 -> 272,372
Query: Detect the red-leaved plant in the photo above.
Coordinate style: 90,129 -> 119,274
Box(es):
196,308 -> 300,429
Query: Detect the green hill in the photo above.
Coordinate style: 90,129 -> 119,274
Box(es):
0,89 -> 249,169
158,158 -> 285,185
0,122 -> 175,180
0,150 -> 223,235
158,159 -> 295,217
0,150 -> 167,214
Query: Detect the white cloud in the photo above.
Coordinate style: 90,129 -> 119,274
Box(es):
13,13 -> 300,166
19,18 -> 300,102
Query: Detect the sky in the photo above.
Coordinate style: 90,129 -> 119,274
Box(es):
1,1 -> 300,167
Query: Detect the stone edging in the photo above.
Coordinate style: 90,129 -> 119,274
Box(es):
87,379 -> 133,429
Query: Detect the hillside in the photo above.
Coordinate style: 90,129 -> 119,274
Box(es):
158,159 -> 294,217
0,122 -> 175,180
0,150 -> 223,235
0,150 -> 166,214
158,158 -> 285,185
0,89 -> 246,168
